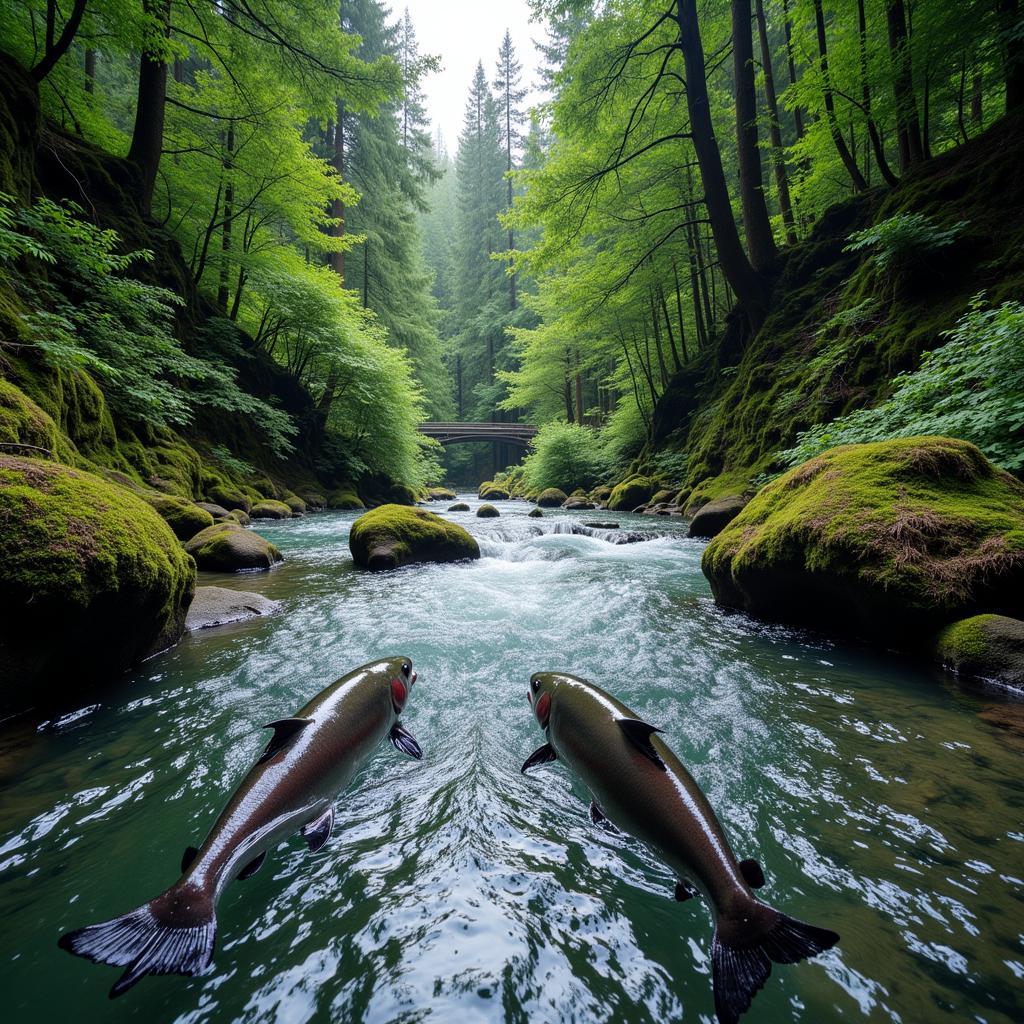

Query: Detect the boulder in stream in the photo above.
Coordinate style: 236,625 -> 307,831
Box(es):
185,522 -> 284,571
250,499 -> 293,520
687,495 -> 748,539
702,437 -> 1024,642
476,503 -> 500,518
528,507 -> 544,518
934,614 -> 1024,689
607,476 -> 658,511
349,504 -> 480,570
185,586 -> 280,631
144,493 -> 215,540
448,502 -> 470,511
536,487 -> 568,507
0,456 -> 195,705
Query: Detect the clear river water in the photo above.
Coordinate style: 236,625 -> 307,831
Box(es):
1,498 -> 1022,1024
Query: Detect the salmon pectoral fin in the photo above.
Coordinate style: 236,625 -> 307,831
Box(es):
389,723 -> 423,760
237,851 -> 266,880
739,858 -> 766,888
521,742 -> 557,773
302,806 -> 335,854
712,907 -> 839,1024
257,718 -> 313,765
616,718 -> 666,770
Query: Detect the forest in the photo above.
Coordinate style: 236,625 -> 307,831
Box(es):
1,2 -> 1024,1023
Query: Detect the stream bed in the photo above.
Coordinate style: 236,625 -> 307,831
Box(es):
1,498 -> 1022,1023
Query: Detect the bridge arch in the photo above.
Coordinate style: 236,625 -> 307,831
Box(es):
418,422 -> 537,448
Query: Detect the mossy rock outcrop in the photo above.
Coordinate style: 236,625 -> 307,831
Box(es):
0,380 -> 63,457
703,437 -> 1024,642
479,483 -> 511,501
250,499 -> 293,520
184,522 -> 283,572
934,614 -> 1024,688
207,483 -> 251,513
428,487 -> 457,501
591,485 -> 613,503
0,456 -> 195,706
227,508 -> 251,526
145,494 -> 215,541
197,501 -> 231,521
476,503 -> 500,518
349,504 -> 480,570
650,489 -> 678,506
687,495 -> 748,540
536,487 -> 568,508
327,486 -> 365,510
528,507 -> 544,518
281,493 -> 307,515
607,476 -> 658,512
386,482 -> 419,506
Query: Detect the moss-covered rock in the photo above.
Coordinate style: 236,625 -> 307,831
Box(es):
607,476 -> 658,512
687,495 -> 748,540
349,504 -> 480,570
703,437 -> 1024,641
562,497 -> 595,510
650,489 -> 678,506
429,487 -> 457,501
387,481 -> 419,506
0,456 -> 195,705
591,485 -> 613,503
327,485 -> 365,510
448,502 -> 470,512
184,522 -> 283,571
281,493 -> 307,515
536,487 -> 568,507
0,380 -> 61,456
528,507 -> 544,518
476,503 -> 500,518
227,508 -> 251,526
479,483 -> 511,501
298,489 -> 326,510
144,494 -> 215,541
251,499 -> 293,520
934,614 -> 1024,688
197,501 -> 231,520
207,483 -> 251,513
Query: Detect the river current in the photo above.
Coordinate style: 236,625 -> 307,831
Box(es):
1,498 -> 1021,1023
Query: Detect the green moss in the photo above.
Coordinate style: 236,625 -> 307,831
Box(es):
184,522 -> 283,571
650,489 -> 677,506
591,485 -> 613,503
933,613 -> 1024,686
428,486 -> 457,501
226,508 -> 250,526
0,455 -> 195,698
0,379 -> 61,456
327,485 -> 364,510
935,615 -> 997,662
703,436 -> 1024,641
387,481 -> 419,505
682,469 -> 756,514
476,503 -> 500,517
607,476 -> 658,512
349,504 -> 480,570
479,483 -> 511,501
250,499 -> 293,520
536,487 -> 568,507
207,482 -> 251,512
144,494 -> 215,540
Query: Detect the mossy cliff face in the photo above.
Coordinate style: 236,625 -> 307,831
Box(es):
0,455 -> 195,707
349,504 -> 480,570
702,437 -> 1024,642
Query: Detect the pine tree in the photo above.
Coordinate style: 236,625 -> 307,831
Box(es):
494,29 -> 526,311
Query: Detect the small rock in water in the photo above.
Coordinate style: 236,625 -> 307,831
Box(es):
186,586 -> 279,630
528,508 -> 543,518
589,521 -> 619,529
448,502 -> 470,511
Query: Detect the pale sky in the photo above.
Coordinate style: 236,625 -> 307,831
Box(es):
391,0 -> 548,156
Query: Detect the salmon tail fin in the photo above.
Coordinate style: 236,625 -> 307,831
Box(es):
712,907 -> 838,1024
58,888 -> 216,998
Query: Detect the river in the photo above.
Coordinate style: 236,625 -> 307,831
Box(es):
1,498 -> 1021,1023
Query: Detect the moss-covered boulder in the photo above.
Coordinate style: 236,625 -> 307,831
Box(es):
207,483 -> 251,513
536,487 -> 568,508
448,502 -> 470,512
281,493 -> 307,515
429,487 -> 457,501
184,522 -> 283,572
327,486 -> 365,510
387,481 -> 419,506
298,490 -> 326,510
607,476 -> 658,512
528,507 -> 544,518
591,485 -> 613,503
349,504 -> 480,570
227,508 -> 251,526
934,614 -> 1024,688
251,499 -> 293,520
650,489 -> 678,506
562,497 -> 596,510
479,483 -> 511,501
0,380 -> 62,456
476,503 -> 500,518
197,501 -> 231,521
687,495 -> 748,540
703,437 -> 1024,641
145,494 -> 215,541
0,456 -> 195,705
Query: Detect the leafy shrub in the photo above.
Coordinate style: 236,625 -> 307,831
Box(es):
522,420 -> 609,493
0,193 -> 295,454
843,213 -> 966,275
781,295 -> 1024,471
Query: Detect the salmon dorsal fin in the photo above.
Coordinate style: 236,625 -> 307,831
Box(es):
617,717 -> 666,770
257,717 -> 313,764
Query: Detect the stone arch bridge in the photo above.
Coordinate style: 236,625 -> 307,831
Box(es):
417,422 -> 538,448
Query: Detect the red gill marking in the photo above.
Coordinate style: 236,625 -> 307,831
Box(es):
535,692 -> 551,728
391,678 -> 408,712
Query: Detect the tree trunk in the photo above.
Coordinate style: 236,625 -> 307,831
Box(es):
781,0 -> 805,139
754,0 -> 797,244
217,125 -> 234,310
127,0 -> 171,218
84,48 -> 96,93
998,0 -> 1024,111
674,0 -> 769,322
732,0 -> 776,270
886,0 -> 924,170
574,352 -> 585,425
814,0 -> 869,191
857,0 -> 899,186
31,0 -> 88,81
330,105 -> 346,280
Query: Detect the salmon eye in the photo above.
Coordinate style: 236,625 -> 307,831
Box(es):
391,677 -> 408,713
530,678 -> 540,693
535,692 -> 551,728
